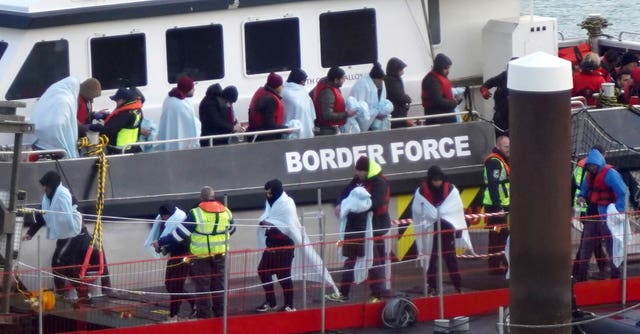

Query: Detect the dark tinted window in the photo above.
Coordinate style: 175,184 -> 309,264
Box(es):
6,40 -> 69,100
244,17 -> 300,75
166,24 -> 224,83
0,42 -> 7,61
319,9 -> 377,67
90,33 -> 147,89
428,0 -> 441,45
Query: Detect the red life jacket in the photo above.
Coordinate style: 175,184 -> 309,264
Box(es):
363,173 -> 390,216
586,165 -> 617,206
419,181 -> 451,207
248,87 -> 284,130
77,96 -> 90,124
571,71 -> 605,106
312,79 -> 346,126
421,70 -> 453,109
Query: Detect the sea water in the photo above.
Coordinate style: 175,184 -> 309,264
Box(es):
522,0 -> 640,40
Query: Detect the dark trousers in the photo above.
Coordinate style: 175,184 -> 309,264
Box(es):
573,205 -> 609,281
52,233 -> 90,299
338,238 -> 387,298
486,207 -> 509,270
165,256 -> 193,317
576,206 -> 619,279
427,220 -> 461,290
258,248 -> 295,307
189,255 -> 225,318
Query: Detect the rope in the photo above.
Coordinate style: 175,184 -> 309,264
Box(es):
391,211 -> 509,225
77,135 -> 109,282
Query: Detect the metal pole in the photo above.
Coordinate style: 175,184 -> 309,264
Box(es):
318,188 -> 326,334
436,208 -> 444,319
38,235 -> 42,334
421,204 -> 428,298
223,193 -> 229,334
300,208 -> 307,309
622,197 -> 629,306
498,306 -> 505,334
2,133 -> 23,314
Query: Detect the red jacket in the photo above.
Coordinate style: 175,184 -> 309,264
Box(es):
248,87 -> 284,131
572,71 -> 605,106
312,79 -> 346,127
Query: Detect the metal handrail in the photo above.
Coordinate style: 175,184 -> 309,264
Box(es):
618,31 -> 640,41
0,149 -> 67,158
390,110 -> 480,123
119,127 -> 300,154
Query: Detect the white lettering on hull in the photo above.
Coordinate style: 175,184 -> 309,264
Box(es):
285,136 -> 471,173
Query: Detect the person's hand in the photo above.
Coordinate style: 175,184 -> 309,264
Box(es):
480,86 -> 492,100
576,196 -> 586,205
88,123 -> 104,132
334,205 -> 341,217
140,128 -> 151,137
346,109 -> 357,117
22,234 -> 32,241
152,241 -> 160,253
233,123 -> 245,133
376,114 -> 386,120
336,240 -> 344,247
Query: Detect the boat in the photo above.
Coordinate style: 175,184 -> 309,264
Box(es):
2,1 -> 640,333
0,0 -> 523,215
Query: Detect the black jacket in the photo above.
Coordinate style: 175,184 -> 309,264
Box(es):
482,71 -> 509,132
199,85 -> 234,146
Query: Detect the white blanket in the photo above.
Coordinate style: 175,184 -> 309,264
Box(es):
156,96 -> 201,151
341,96 -> 369,134
143,208 -> 187,257
411,185 -> 473,270
282,82 -> 315,139
606,204 -> 631,267
30,77 -> 80,159
349,75 -> 393,131
338,187 -> 374,284
257,192 -> 338,294
41,185 -> 82,240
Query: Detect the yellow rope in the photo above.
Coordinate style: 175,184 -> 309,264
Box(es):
77,135 -> 109,251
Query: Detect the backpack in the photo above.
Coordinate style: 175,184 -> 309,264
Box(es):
382,296 -> 418,328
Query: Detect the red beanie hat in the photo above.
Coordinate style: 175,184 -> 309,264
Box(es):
355,156 -> 369,171
177,75 -> 194,94
266,72 -> 283,89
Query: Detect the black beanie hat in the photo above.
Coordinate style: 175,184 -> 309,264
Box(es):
426,165 -> 445,182
39,170 -> 61,188
265,179 -> 284,202
433,53 -> 453,71
222,85 -> 239,103
369,62 -> 385,79
158,202 -> 176,216
205,83 -> 222,98
287,68 -> 308,83
327,67 -> 345,81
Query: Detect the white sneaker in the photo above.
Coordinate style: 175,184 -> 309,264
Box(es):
280,305 -> 296,312
163,315 -> 179,323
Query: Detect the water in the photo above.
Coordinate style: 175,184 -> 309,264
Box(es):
522,0 -> 640,40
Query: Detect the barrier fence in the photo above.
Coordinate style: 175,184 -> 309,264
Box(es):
1,208 -> 640,333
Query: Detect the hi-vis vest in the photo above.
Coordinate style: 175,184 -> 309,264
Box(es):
115,108 -> 142,147
482,153 -> 510,207
573,159 -> 587,214
190,203 -> 232,257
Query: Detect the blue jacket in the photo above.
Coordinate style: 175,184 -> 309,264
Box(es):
578,148 -> 628,213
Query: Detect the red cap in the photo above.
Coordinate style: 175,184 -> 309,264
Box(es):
355,156 -> 369,171
266,72 -> 283,89
177,75 -> 194,94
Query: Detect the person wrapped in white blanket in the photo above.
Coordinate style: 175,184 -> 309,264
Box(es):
348,62 -> 394,131
256,179 -> 338,313
411,166 -> 473,295
326,156 -> 391,303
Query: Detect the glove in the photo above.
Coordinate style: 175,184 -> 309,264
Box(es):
480,86 -> 491,99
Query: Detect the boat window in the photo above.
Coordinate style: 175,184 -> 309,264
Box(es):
166,24 -> 224,83
244,17 -> 301,75
428,0 -> 441,45
5,40 -> 69,100
0,42 -> 6,61
319,8 -> 377,67
90,33 -> 147,89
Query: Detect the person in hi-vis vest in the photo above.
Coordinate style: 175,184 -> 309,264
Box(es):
157,186 -> 235,318
482,136 -> 510,275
